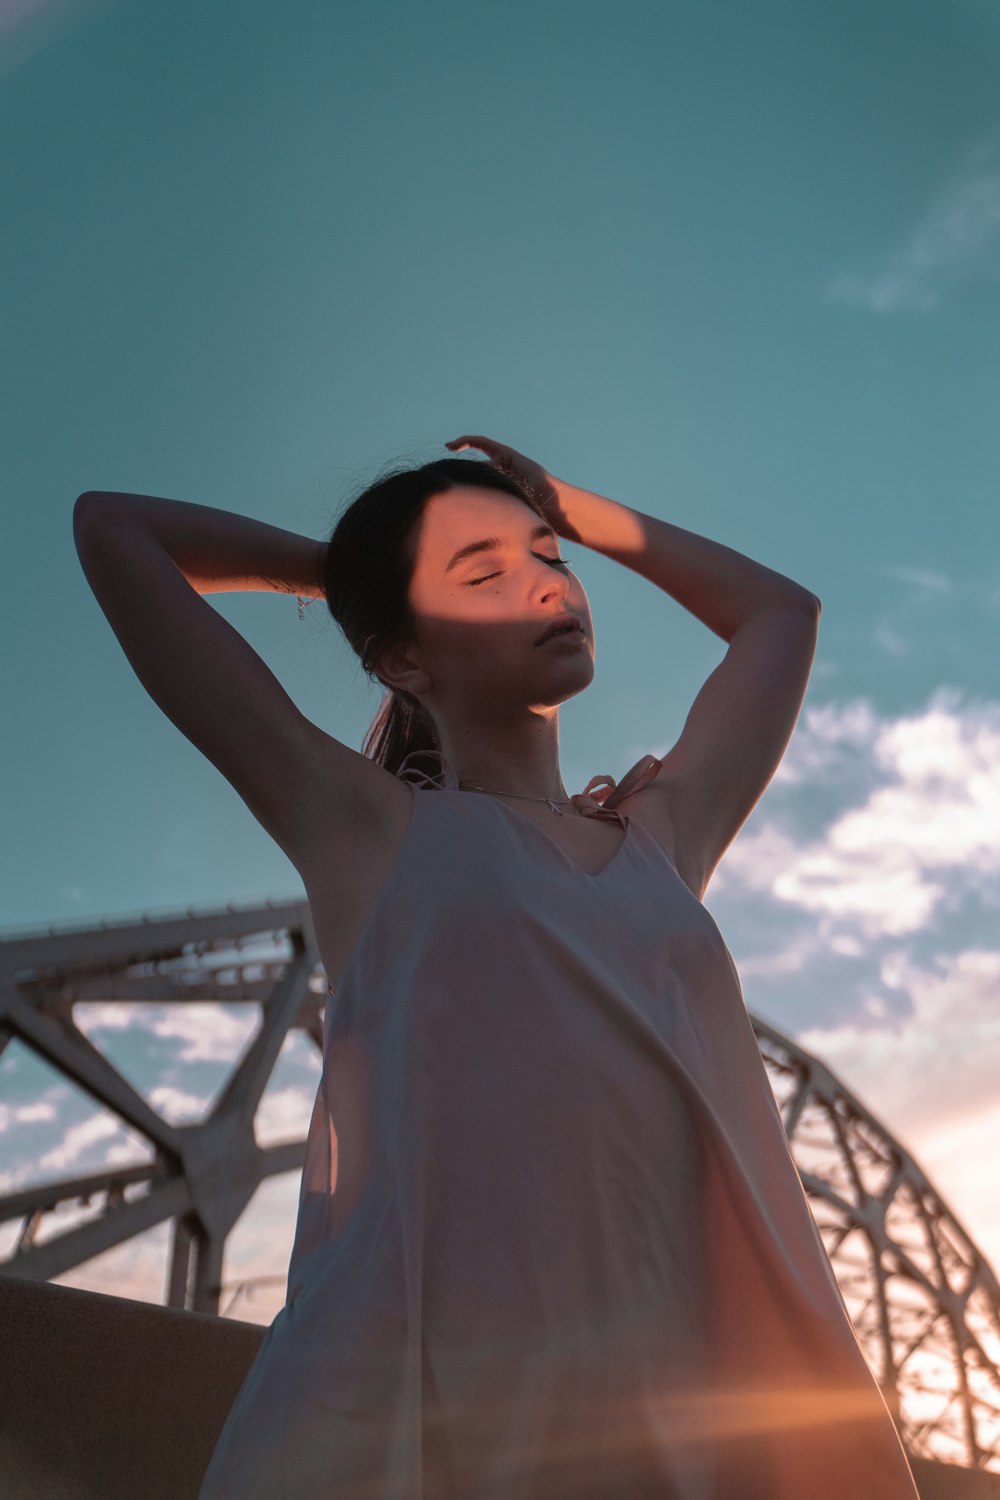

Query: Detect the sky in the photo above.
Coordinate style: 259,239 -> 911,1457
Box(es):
1,0 -> 999,1326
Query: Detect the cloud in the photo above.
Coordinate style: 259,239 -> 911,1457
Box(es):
74,1002 -> 136,1031
870,621 -> 908,657
150,1001 -> 261,1064
863,564 -> 963,660
824,132 -> 1000,312
794,947 -> 1000,1275
37,1111 -> 120,1173
768,697 -> 881,788
54,883 -> 88,904
0,0 -> 124,76
704,688 -> 1000,1272
52,1222 -> 174,1305
718,686 -> 1000,939
0,1096 -> 58,1134
76,999 -> 261,1065
254,1084 -> 316,1147
147,1083 -> 212,1125
875,563 -> 953,593
797,946 -> 1000,1135
0,0 -> 59,39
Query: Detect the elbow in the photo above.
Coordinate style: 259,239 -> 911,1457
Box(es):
73,491 -> 119,551
789,586 -> 821,615
73,492 -> 95,538
74,491 -> 105,523
74,491 -> 122,535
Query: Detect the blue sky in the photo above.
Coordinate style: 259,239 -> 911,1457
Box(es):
2,0 -> 999,1317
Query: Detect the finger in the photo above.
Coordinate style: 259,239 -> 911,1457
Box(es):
447,435 -> 499,453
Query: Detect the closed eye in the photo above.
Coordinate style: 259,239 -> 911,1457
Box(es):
467,557 -> 573,588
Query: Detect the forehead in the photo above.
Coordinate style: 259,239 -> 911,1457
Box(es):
414,486 -> 547,564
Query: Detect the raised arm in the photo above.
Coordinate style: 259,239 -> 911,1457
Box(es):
72,491 -> 394,863
74,489 -> 329,599
543,474 -> 820,897
445,439 -> 820,899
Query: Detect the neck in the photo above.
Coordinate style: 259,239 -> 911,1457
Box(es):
435,712 -> 570,803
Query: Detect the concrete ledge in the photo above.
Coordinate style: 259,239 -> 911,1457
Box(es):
2,1272 -> 999,1498
0,1273 -> 263,1500
908,1457 -> 1000,1499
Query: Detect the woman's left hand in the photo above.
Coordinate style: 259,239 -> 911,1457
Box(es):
445,435 -> 566,533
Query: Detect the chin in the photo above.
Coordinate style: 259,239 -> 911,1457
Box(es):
533,660 -> 596,708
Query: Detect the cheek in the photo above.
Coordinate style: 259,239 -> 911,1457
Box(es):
434,617 -> 518,677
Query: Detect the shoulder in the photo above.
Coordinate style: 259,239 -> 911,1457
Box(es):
611,759 -> 706,901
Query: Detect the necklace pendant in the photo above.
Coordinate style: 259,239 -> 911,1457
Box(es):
547,799 -> 565,816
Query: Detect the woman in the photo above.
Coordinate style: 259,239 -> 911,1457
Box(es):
74,439 -> 919,1498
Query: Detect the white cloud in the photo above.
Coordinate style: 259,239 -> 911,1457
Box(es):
0,0 -> 58,38
719,687 -> 1000,938
147,1083 -> 212,1125
55,883 -> 87,904
103,1141 -> 143,1166
38,1111 -> 120,1172
75,999 -> 263,1065
75,1003 -> 136,1032
876,563 -> 953,593
734,926 -> 829,981
824,132 -> 1000,312
0,0 -> 123,76
254,1084 -> 316,1147
905,1106 -> 1000,1282
0,1097 -> 58,1133
52,1222 -> 174,1306
794,947 -> 1000,1275
12,1099 -> 58,1124
771,698 -> 880,784
797,947 -> 1000,1132
708,688 -> 1000,1268
871,620 -> 908,657
149,1002 -> 259,1064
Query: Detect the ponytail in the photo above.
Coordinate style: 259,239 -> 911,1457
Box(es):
360,685 -> 441,781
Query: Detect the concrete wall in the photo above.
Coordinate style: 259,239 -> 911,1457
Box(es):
2,1273 -> 998,1499
0,1273 -> 263,1500
908,1458 -> 1000,1500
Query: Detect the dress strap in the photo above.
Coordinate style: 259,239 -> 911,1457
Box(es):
394,747 -> 460,791
570,755 -> 663,825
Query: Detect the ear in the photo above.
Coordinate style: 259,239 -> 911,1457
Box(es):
373,638 -> 430,698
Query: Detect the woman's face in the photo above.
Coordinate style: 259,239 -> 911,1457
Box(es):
390,486 -> 596,720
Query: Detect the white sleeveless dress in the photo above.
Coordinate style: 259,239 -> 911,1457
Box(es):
198,749 -> 920,1499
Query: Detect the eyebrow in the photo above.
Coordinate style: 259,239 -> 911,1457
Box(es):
444,523 -> 557,574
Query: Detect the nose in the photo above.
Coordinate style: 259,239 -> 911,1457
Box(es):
532,558 -> 570,600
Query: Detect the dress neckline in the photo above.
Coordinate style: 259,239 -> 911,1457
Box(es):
479,794 -> 634,880
395,747 -> 650,881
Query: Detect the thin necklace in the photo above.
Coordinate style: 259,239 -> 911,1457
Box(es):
457,781 -> 574,817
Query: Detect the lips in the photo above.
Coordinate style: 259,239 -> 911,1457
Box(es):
535,615 -> 585,646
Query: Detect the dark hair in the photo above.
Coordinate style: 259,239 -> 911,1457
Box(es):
322,457 -> 548,779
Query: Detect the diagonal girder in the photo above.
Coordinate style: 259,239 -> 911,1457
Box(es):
1,984 -> 182,1151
